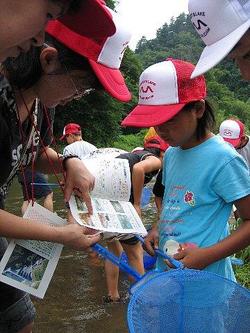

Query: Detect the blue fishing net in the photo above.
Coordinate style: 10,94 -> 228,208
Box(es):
127,269 -> 250,333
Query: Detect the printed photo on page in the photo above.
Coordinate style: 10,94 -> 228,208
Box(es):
69,196 -> 147,236
0,203 -> 66,298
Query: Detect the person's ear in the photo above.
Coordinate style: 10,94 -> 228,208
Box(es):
40,47 -> 60,74
196,100 -> 206,119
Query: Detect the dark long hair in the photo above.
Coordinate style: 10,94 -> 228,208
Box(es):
1,33 -> 98,90
183,100 -> 215,140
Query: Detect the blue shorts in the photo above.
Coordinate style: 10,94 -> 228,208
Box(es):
17,171 -> 52,201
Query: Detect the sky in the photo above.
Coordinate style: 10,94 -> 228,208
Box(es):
116,0 -> 188,49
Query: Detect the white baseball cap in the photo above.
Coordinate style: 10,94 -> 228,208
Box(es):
189,0 -> 250,78
219,119 -> 245,147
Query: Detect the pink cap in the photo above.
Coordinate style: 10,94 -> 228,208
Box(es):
219,119 -> 245,147
46,8 -> 132,102
122,58 -> 206,127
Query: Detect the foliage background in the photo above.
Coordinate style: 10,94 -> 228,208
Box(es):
54,4 -> 250,147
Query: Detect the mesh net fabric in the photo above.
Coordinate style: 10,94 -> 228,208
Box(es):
127,269 -> 250,333
172,59 -> 207,103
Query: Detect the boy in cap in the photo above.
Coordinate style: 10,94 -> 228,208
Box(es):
60,123 -> 97,159
189,0 -> 250,80
103,135 -> 168,303
122,58 -> 250,278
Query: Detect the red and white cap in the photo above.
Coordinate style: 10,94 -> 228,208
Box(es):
219,119 -> 245,147
46,8 -> 132,102
189,0 -> 250,78
55,0 -> 115,39
121,58 -> 206,128
60,123 -> 81,141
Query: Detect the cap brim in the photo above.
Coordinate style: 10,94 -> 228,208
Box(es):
58,0 -> 116,38
121,103 -> 185,128
60,135 -> 66,141
223,137 -> 241,148
191,19 -> 250,79
89,59 -> 132,102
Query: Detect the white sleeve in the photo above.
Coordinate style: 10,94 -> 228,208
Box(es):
63,141 -> 97,160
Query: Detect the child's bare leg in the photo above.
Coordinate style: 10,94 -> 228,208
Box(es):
122,242 -> 145,281
104,240 -> 123,301
43,192 -> 53,212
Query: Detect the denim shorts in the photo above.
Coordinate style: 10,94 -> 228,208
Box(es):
0,294 -> 36,333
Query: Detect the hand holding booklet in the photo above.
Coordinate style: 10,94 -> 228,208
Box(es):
0,203 -> 66,298
69,157 -> 147,237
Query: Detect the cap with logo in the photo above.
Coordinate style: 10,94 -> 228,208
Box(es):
219,119 -> 245,147
56,0 -> 116,39
121,58 -> 206,127
189,0 -> 250,78
60,123 -> 81,141
46,8 -> 132,102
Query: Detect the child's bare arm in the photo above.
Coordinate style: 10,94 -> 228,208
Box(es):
132,157 -> 162,207
0,209 -> 100,250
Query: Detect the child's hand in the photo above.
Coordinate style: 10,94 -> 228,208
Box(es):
63,158 -> 95,215
144,226 -> 159,256
58,224 -> 100,250
173,247 -> 212,270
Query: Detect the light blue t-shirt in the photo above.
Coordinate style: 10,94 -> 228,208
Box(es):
157,136 -> 250,280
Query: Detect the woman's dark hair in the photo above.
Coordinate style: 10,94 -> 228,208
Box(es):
183,100 -> 215,140
1,32 -> 99,90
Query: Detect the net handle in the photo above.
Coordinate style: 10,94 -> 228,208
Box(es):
136,235 -> 184,269
92,243 -> 142,281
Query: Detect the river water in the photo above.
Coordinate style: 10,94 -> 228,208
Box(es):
5,179 -> 157,333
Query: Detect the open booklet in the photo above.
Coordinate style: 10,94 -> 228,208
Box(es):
69,157 -> 147,237
0,203 -> 66,298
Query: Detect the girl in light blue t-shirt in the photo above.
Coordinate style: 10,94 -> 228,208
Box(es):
121,58 -> 250,280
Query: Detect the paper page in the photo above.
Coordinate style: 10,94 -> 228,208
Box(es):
69,195 -> 147,236
82,147 -> 127,160
0,203 -> 66,299
83,158 -> 131,201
